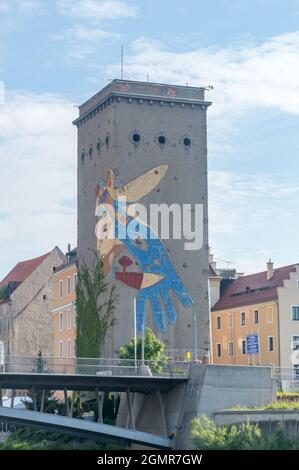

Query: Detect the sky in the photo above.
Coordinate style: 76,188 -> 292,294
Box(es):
0,0 -> 299,278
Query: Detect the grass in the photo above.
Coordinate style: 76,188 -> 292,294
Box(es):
229,401 -> 299,411
0,429 -> 126,450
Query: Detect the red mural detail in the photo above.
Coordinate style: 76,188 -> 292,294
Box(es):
115,272 -> 144,289
119,256 -> 133,272
119,83 -> 130,92
167,88 -> 177,97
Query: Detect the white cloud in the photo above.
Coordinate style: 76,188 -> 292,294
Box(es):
106,32 -> 299,118
52,25 -> 121,60
209,170 -> 299,273
0,92 -> 77,278
56,0 -> 137,20
0,0 -> 46,15
0,1 -> 9,12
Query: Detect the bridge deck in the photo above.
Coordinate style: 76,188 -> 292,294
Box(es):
0,406 -> 172,449
0,373 -> 187,393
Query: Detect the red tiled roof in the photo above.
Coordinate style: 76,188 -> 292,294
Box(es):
0,252 -> 50,289
212,263 -> 298,312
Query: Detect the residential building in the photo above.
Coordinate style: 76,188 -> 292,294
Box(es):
0,247 -> 65,358
51,248 -> 77,359
211,260 -> 299,376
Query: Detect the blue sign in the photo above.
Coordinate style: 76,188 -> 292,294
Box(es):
246,334 -> 259,355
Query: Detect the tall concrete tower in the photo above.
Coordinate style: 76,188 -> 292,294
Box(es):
74,80 -> 211,358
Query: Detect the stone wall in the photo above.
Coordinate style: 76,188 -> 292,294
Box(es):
0,247 -> 65,358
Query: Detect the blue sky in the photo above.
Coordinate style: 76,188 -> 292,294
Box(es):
0,0 -> 299,278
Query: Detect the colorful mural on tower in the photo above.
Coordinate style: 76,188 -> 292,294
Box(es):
95,165 -> 194,333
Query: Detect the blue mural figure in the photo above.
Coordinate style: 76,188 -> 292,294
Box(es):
95,165 -> 195,333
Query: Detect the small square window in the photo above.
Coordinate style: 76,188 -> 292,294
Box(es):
216,343 -> 222,357
241,340 -> 246,355
254,310 -> 259,324
240,312 -> 246,326
216,316 -> 221,330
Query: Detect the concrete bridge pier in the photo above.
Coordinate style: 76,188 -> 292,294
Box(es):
117,364 -> 276,449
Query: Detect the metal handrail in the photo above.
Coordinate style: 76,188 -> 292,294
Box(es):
0,356 -> 191,378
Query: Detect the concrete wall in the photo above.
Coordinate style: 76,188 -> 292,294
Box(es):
116,363 -> 275,449
214,409 -> 299,441
76,80 -> 211,357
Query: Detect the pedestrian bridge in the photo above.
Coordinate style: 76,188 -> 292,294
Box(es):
0,406 -> 172,449
0,356 -> 190,448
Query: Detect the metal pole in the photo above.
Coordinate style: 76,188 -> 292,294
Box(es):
134,298 -> 137,372
142,321 -> 145,366
121,46 -> 124,79
194,312 -> 198,361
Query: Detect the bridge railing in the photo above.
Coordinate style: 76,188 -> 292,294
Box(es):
0,356 -> 191,378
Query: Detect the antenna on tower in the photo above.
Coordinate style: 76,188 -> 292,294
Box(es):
121,45 -> 124,80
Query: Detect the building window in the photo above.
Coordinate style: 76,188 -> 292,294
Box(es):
74,273 -> 77,290
73,304 -> 76,325
267,306 -> 273,323
292,306 -> 299,321
294,364 -> 299,380
216,316 -> 221,330
228,314 -> 233,329
59,312 -> 63,331
216,343 -> 222,357
268,336 -> 274,352
228,342 -> 234,356
293,336 -> 299,351
67,276 -> 71,295
59,280 -> 63,298
241,340 -> 246,355
254,309 -> 259,324
67,308 -> 71,329
67,339 -> 71,358
59,341 -> 63,358
240,312 -> 246,326
158,135 -> 166,145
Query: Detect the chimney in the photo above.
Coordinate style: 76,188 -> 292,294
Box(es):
267,259 -> 274,280
208,247 -> 217,271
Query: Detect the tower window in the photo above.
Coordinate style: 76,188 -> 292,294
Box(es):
97,140 -> 101,152
132,133 -> 141,143
81,151 -> 85,161
89,146 -> 93,157
183,137 -> 191,146
158,135 -> 166,145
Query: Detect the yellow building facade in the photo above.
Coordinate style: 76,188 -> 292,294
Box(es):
211,261 -> 299,371
51,250 -> 77,359
211,301 -> 279,366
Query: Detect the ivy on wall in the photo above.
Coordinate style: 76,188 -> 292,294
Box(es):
76,256 -> 116,358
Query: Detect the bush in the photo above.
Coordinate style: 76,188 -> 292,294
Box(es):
119,328 -> 168,373
191,416 -> 262,450
191,416 -> 299,450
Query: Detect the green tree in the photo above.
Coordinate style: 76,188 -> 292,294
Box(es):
119,328 -> 168,373
76,256 -> 116,358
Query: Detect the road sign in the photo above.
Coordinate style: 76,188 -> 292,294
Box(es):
246,334 -> 259,355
